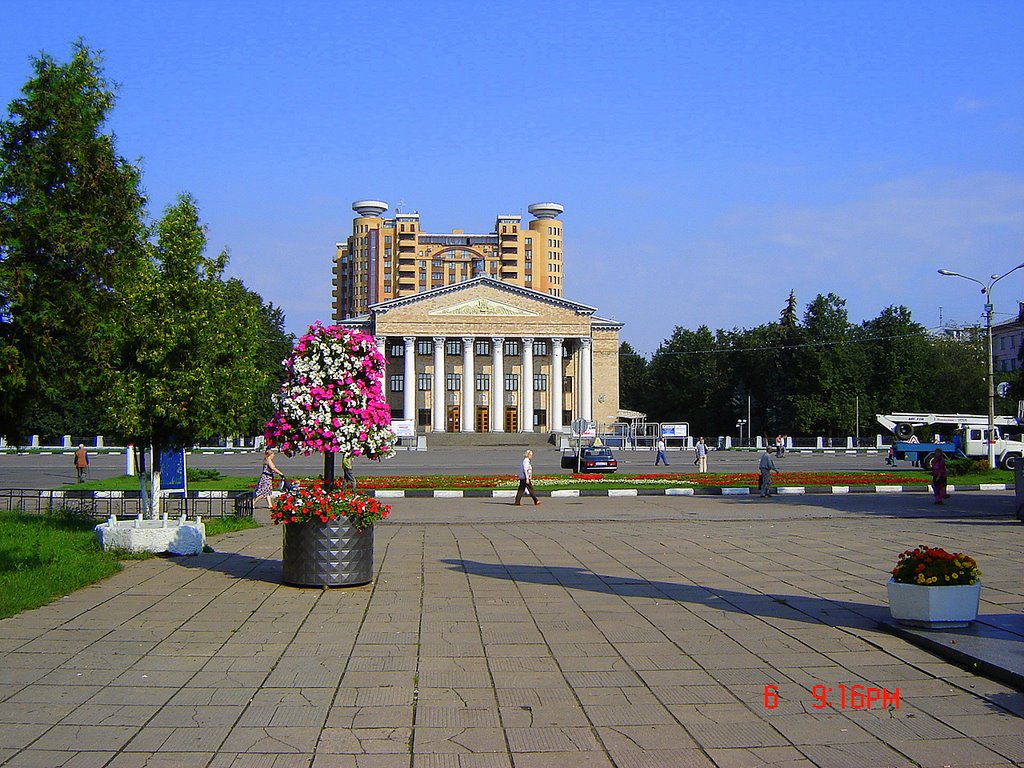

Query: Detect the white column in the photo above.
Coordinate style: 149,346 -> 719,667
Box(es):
580,337 -> 593,422
403,336 -> 416,422
461,337 -> 475,432
551,337 -> 564,432
491,337 -> 505,432
376,337 -> 387,401
521,337 -> 534,432
432,337 -> 446,432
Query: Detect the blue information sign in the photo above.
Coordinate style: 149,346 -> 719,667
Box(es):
159,448 -> 187,492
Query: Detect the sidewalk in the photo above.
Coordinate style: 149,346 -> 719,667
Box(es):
0,494 -> 1021,767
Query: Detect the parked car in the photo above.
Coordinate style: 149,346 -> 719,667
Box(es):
561,446 -> 618,473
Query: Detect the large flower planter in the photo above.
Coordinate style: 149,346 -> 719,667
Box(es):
887,578 -> 981,629
281,518 -> 374,587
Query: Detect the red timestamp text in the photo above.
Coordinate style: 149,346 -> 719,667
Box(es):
763,684 -> 900,710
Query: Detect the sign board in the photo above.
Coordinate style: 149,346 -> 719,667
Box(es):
391,419 -> 416,438
570,419 -> 596,439
158,448 -> 187,492
661,423 -> 690,438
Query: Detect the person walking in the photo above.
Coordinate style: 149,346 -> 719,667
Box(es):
758,444 -> 777,497
514,449 -> 542,506
342,454 -> 357,492
655,436 -> 669,466
73,443 -> 89,482
254,449 -> 283,509
695,437 -> 708,473
931,447 -> 950,505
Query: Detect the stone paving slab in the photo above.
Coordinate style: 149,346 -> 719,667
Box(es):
0,493 -> 1021,767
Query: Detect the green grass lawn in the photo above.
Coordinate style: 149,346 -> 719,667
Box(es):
0,512 -> 258,619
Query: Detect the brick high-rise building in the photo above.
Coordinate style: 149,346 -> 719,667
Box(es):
333,201 -> 565,320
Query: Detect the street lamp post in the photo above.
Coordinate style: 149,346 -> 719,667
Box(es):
938,262 -> 1024,468
736,419 -> 747,448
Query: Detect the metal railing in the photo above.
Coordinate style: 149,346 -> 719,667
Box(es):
0,489 -> 254,519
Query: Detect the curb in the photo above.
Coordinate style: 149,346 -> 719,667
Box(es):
360,483 -> 1013,499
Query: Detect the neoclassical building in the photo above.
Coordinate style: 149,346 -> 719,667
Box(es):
334,202 -> 622,433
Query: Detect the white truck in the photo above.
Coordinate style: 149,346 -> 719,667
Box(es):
876,412 -> 1024,470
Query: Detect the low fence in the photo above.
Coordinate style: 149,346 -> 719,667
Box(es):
0,489 -> 254,519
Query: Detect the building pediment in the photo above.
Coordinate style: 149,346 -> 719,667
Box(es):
430,297 -> 539,317
370,277 -> 596,317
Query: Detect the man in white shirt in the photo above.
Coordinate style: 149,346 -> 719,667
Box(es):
514,450 -> 542,506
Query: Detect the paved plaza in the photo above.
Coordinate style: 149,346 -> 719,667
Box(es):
0,492 -> 1021,767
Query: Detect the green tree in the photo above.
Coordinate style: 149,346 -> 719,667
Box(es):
790,293 -> 867,437
923,328 -> 986,413
779,289 -> 799,329
858,305 -> 931,429
0,41 -> 148,439
106,195 -> 267,512
618,341 -> 648,414
224,280 -> 294,433
645,326 -> 731,429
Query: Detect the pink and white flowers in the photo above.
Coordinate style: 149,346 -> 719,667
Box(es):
265,322 -> 396,459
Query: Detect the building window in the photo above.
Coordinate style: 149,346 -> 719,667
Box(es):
505,373 -> 519,391
475,340 -> 491,356
445,339 -> 463,355
389,375 -> 404,392
416,339 -> 434,355
564,376 -> 573,392
389,343 -> 405,357
446,373 -> 462,391
417,374 -> 431,391
418,408 -> 431,427
533,340 -> 548,356
476,373 -> 490,391
504,340 -> 520,356
533,373 -> 548,391
534,409 -> 547,428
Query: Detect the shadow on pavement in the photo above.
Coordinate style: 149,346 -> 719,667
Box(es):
171,548 -> 281,585
442,558 -> 888,630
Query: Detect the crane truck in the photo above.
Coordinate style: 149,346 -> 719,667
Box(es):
875,412 -> 1024,470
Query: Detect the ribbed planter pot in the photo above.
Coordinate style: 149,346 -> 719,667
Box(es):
281,518 -> 374,587
887,578 -> 981,629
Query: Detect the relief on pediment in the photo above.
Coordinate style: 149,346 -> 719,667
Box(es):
430,298 -> 538,317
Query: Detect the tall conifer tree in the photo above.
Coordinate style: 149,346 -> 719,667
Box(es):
0,41 -> 147,438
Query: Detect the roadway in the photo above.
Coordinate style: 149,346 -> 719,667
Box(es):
0,445 -> 937,489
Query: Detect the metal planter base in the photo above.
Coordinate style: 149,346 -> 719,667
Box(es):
281,518 -> 374,587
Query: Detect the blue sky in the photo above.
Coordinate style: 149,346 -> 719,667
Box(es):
2,0 -> 1022,355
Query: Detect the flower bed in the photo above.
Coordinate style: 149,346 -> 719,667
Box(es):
274,471 -> 930,492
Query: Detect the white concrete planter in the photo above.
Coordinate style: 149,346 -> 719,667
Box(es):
887,578 -> 981,629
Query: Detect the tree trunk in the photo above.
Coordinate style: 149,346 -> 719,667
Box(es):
324,452 -> 335,489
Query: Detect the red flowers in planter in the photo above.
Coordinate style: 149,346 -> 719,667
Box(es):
270,479 -> 390,531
